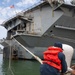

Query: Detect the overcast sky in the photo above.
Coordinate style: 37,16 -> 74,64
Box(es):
0,0 -> 73,48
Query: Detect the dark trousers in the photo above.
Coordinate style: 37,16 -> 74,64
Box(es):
40,63 -> 60,75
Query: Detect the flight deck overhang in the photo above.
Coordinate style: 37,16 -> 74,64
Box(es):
54,3 -> 75,11
2,16 -> 31,30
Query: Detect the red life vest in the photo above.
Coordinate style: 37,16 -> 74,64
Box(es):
43,46 -> 63,70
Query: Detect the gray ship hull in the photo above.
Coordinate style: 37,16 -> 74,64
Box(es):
13,15 -> 75,59
13,32 -> 75,60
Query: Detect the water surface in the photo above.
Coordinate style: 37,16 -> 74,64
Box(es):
0,54 -> 40,75
0,54 -> 75,75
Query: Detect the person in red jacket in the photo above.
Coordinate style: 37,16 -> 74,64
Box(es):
40,42 -> 67,75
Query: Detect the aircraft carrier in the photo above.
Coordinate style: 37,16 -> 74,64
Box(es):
0,0 -> 75,59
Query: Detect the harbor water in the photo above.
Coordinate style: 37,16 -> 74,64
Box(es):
0,54 -> 40,75
0,54 -> 75,75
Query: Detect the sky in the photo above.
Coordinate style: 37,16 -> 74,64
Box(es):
0,0 -> 72,48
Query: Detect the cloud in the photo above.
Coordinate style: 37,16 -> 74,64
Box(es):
0,5 -> 22,22
0,26 -> 7,39
64,0 -> 72,4
0,7 -> 2,10
2,0 -> 10,4
6,8 -> 22,17
0,19 -> 5,24
0,0 -> 39,23
16,0 -> 37,7
6,0 -> 10,3
0,26 -> 7,49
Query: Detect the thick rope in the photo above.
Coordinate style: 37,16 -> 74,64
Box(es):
8,42 -> 14,75
13,38 -> 43,64
5,40 -> 15,75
